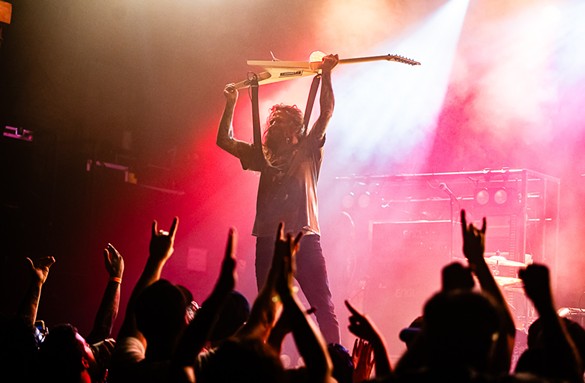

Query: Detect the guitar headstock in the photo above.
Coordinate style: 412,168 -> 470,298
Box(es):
385,54 -> 421,66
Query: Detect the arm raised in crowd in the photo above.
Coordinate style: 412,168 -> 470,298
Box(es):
460,209 -> 516,373
17,256 -> 56,327
117,217 -> 179,344
235,223 -> 294,342
170,228 -> 238,383
345,300 -> 391,381
519,264 -> 582,381
274,223 -> 333,383
86,243 -> 124,344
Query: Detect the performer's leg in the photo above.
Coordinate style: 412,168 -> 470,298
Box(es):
255,236 -> 274,292
294,234 -> 340,344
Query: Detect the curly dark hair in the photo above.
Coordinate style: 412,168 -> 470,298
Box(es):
266,104 -> 303,131
263,104 -> 305,163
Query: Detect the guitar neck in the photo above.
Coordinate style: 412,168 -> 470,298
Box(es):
339,54 -> 420,66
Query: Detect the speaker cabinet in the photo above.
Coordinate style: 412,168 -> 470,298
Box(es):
364,220 -> 454,357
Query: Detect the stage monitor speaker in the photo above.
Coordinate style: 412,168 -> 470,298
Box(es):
364,220 -> 454,357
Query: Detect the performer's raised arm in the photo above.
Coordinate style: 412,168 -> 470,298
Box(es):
309,54 -> 339,141
215,55 -> 342,345
217,83 -> 247,158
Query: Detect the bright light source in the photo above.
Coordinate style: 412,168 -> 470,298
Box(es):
0,1 -> 12,24
309,51 -> 326,63
357,192 -> 371,209
320,0 -> 470,177
475,188 -> 490,205
493,188 -> 508,205
341,192 -> 355,209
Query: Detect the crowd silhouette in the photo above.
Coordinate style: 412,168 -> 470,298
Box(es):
1,209 -> 584,382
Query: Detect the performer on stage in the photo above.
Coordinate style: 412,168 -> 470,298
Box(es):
216,53 -> 340,343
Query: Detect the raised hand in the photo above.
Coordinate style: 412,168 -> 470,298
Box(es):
214,227 -> 238,295
149,216 -> 179,264
26,256 -> 56,285
320,54 -> 339,73
461,209 -> 486,266
117,216 -> 179,342
87,244 -> 124,343
519,264 -> 553,313
518,263 -> 582,381
351,338 -> 375,383
345,299 -> 391,379
460,209 -> 516,373
270,223 -> 332,382
103,243 -> 124,279
238,223 -> 302,342
20,256 -> 56,325
267,225 -> 319,353
345,300 -> 379,343
274,222 -> 303,300
223,83 -> 238,103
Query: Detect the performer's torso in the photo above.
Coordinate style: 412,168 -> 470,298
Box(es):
240,136 -> 323,237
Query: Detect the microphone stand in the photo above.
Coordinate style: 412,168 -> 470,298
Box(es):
449,194 -> 456,260
439,183 -> 458,260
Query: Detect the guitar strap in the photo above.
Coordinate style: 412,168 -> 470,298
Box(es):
249,75 -> 264,162
302,74 -> 322,136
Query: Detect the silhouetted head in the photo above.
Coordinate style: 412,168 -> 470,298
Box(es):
441,262 -> 475,292
1,315 -> 45,381
327,343 -> 354,383
518,316 -> 585,375
135,279 -> 190,352
422,290 -> 500,371
198,338 -> 284,383
209,291 -> 250,344
399,316 -> 424,349
37,323 -> 97,383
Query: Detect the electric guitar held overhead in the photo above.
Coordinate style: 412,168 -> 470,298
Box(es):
234,51 -> 421,89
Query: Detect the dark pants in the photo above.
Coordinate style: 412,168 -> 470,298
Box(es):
255,234 -> 340,344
